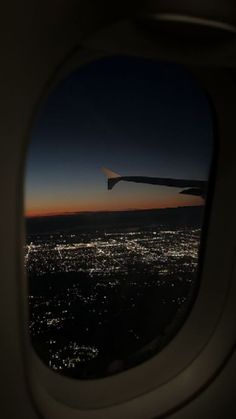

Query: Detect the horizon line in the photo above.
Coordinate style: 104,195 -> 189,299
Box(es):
25,203 -> 204,220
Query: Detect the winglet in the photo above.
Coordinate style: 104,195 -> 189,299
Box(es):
101,167 -> 121,178
101,167 -> 122,190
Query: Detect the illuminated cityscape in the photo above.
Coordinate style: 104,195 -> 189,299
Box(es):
26,208 -> 202,378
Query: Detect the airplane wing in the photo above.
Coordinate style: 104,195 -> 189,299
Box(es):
101,167 -> 206,198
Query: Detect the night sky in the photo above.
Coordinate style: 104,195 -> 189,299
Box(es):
25,56 -> 213,217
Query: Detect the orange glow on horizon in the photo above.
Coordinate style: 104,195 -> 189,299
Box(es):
25,196 -> 204,218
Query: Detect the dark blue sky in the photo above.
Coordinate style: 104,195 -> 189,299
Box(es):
25,56 -> 214,216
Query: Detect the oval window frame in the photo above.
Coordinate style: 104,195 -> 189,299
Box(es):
19,19 -> 236,419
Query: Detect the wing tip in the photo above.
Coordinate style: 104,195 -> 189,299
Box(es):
101,167 -> 121,179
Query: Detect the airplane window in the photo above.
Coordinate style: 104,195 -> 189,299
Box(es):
24,56 -> 214,379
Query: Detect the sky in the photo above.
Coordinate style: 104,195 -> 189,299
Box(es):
25,56 -> 214,217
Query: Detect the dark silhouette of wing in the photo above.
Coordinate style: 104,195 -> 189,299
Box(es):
101,167 -> 206,198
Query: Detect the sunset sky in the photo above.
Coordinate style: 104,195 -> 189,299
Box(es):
25,56 -> 213,218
